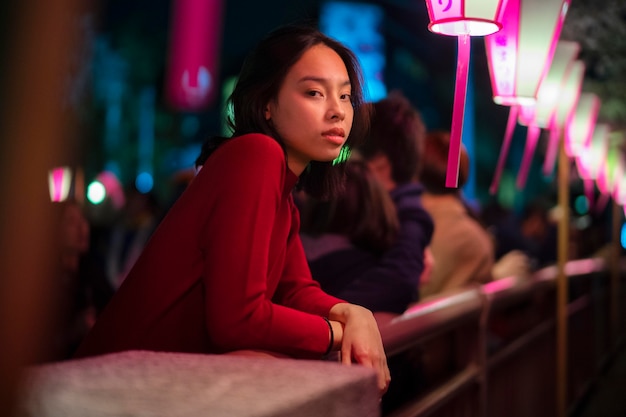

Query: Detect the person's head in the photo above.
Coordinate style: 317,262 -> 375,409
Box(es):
360,90 -> 426,191
198,23 -> 370,199
420,130 -> 469,195
301,158 -> 399,254
51,199 -> 90,272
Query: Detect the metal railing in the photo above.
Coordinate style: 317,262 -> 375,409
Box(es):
379,257 -> 626,417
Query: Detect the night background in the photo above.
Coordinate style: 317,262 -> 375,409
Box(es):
2,0 -> 626,217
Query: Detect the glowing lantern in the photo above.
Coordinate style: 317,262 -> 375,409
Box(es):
512,41 -> 579,188
485,0 -> 571,192
542,60 -> 585,175
597,148 -> 622,198
486,0 -> 570,105
165,0 -> 224,111
533,41 -> 580,129
577,124 -> 609,210
48,166 -> 72,202
424,0 -> 507,187
577,124 -> 609,181
566,93 -> 600,159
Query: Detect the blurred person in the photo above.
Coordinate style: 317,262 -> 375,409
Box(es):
74,24 -> 390,393
356,91 -> 435,302
48,199 -> 114,361
356,91 -> 435,412
300,158 -> 433,315
418,130 -> 530,299
481,199 -> 557,270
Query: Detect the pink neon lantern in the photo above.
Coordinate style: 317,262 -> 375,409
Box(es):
485,0 -> 571,193
48,166 -> 72,202
533,41 -> 580,129
511,41 -> 579,188
597,148 -> 622,195
566,93 -> 600,159
486,0 -> 570,105
542,60 -> 585,175
576,124 -> 608,210
165,0 -> 224,111
424,0 -> 507,187
577,124 -> 609,181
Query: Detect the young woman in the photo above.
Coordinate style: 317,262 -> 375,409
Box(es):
74,24 -> 390,392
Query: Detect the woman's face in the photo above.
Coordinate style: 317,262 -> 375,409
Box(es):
265,44 -> 354,175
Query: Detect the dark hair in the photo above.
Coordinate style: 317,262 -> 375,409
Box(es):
196,23 -> 370,199
301,159 -> 399,254
420,130 -> 469,195
360,90 -> 426,184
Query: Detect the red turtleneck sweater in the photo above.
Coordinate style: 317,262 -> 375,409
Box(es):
75,134 -> 342,359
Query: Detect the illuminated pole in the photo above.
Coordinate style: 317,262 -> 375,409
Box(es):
424,0 -> 506,187
611,197 -> 622,347
556,130 -> 569,417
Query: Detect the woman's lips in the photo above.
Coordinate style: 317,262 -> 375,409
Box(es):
322,128 -> 346,145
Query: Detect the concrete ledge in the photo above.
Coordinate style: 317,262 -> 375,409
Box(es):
17,350 -> 380,417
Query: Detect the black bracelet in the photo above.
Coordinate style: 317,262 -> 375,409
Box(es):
322,317 -> 334,356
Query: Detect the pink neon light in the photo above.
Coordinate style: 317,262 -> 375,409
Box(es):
446,35 -> 471,188
542,115 -> 560,176
482,276 -> 517,294
425,0 -> 506,187
612,162 -> 624,202
565,93 -> 600,158
577,124 -> 609,181
426,0 -> 463,24
426,0 -> 504,36
596,191 -> 609,214
583,179 -> 595,211
489,105 -> 518,194
48,167 -> 71,202
96,171 -> 126,210
516,124 -> 541,189
486,0 -> 571,105
597,159 -> 611,195
555,61 -> 584,129
165,0 -> 224,111
485,0 -> 520,104
535,1 -> 571,100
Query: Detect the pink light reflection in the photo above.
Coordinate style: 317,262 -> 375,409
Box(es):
516,124 -> 541,189
482,276 -> 517,295
542,117 -> 561,177
48,166 -> 71,202
165,0 -> 224,111
489,105 -> 518,194
485,0 -> 520,104
446,34 -> 471,188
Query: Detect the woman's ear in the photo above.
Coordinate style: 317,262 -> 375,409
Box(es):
264,105 -> 271,120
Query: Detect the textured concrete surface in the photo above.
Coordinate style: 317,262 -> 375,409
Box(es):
16,350 -> 380,417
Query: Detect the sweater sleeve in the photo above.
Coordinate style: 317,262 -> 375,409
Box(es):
198,134 -> 337,358
336,186 -> 434,314
272,200 -> 345,313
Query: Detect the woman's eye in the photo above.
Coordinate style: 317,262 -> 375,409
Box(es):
307,90 -> 322,97
340,93 -> 352,101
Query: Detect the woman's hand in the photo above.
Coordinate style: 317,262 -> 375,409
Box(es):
328,303 -> 391,394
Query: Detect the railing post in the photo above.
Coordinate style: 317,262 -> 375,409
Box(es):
611,199 -> 622,347
478,292 -> 491,417
556,133 -> 570,417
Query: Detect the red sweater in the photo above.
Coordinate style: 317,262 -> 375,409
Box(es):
75,134 -> 343,359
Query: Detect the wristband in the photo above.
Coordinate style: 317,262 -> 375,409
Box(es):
322,317 -> 334,356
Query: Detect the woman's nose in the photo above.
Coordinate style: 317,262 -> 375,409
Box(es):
326,97 -> 346,121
